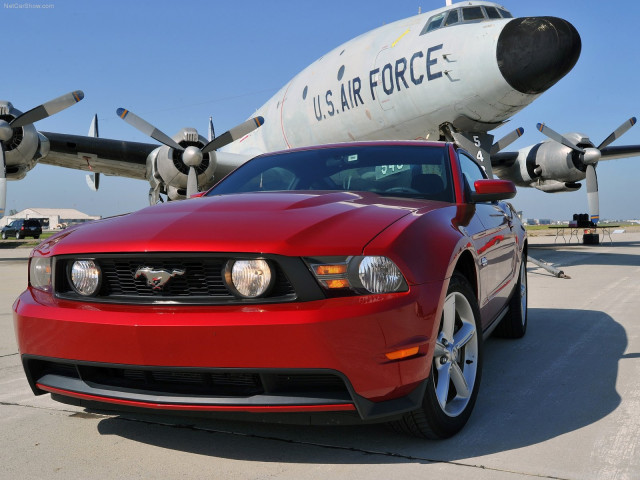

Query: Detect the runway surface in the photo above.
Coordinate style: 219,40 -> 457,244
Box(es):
1,233 -> 638,480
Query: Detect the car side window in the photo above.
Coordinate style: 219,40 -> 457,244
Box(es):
458,152 -> 487,197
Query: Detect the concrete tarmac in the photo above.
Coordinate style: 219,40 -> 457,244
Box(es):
1,233 -> 639,480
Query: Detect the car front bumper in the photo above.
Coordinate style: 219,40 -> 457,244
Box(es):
13,282 -> 443,421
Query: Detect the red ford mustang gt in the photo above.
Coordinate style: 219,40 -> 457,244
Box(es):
13,141 -> 527,439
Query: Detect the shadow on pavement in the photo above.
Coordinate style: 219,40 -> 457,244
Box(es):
93,307 -> 625,464
529,243 -> 640,268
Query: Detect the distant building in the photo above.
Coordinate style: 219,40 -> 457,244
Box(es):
538,219 -> 552,225
0,208 -> 101,229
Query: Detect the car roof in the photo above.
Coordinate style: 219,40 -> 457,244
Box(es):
257,140 -> 452,159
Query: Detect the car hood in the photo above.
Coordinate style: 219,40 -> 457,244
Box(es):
39,192 -> 443,257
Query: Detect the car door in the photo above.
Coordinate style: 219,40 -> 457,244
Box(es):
458,152 -> 517,324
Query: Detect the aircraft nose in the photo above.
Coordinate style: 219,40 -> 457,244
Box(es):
497,17 -> 581,95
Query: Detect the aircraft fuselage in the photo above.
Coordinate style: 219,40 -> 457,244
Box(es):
225,2 -> 579,157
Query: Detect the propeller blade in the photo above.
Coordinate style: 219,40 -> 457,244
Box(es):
586,164 -> 599,224
149,186 -> 162,205
536,123 -> 584,153
10,90 -> 84,129
490,127 -> 524,155
597,117 -> 637,150
208,116 -> 215,142
85,173 -> 100,191
88,114 -> 99,138
201,116 -> 264,154
0,145 -> 6,218
186,166 -> 198,198
116,108 -> 184,151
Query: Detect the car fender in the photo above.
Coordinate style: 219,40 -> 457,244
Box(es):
362,204 -> 478,287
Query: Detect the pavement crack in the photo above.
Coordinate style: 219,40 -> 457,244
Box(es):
108,414 -> 574,480
0,352 -> 19,358
0,400 -> 110,418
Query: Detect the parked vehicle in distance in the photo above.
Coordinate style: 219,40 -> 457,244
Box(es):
1,219 -> 42,239
13,141 -> 527,438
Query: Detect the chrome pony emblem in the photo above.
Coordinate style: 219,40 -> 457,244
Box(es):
135,267 -> 185,290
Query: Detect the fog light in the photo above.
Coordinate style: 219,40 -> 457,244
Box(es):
225,259 -> 273,298
70,260 -> 101,296
29,257 -> 52,292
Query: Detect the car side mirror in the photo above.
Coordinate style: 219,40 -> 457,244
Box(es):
470,179 -> 517,203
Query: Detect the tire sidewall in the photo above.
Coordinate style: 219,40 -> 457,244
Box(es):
421,273 -> 484,438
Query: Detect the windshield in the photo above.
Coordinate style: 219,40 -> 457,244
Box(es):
208,144 -> 455,202
420,4 -> 513,35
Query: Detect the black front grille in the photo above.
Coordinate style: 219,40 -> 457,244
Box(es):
28,359 -> 350,399
79,365 -> 264,396
55,253 -> 297,304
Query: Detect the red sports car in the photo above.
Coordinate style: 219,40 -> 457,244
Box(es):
13,141 -> 527,439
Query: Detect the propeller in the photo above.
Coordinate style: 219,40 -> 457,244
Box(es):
0,90 -> 84,217
490,127 -> 524,155
536,118 -> 637,224
117,108 -> 264,198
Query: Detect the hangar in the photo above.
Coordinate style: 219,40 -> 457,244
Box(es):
0,208 -> 101,230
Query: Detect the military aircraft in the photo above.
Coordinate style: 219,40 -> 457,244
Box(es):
1,1 -> 639,222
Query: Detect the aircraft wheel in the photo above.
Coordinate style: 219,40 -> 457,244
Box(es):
389,273 -> 482,439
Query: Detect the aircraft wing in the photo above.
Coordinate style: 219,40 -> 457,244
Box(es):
39,132 -> 158,180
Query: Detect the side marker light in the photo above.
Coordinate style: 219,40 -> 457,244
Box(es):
385,346 -> 420,360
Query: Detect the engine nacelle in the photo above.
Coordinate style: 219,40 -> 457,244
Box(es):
0,101 -> 42,180
533,180 -> 581,193
147,128 -> 217,201
493,132 -> 595,189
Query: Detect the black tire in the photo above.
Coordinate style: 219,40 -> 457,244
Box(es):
389,273 -> 483,439
15,232 -> 22,240
1,232 -> 6,240
33,235 -> 40,239
494,257 -> 528,339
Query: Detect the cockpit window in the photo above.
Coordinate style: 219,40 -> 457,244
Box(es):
420,4 -> 513,35
444,9 -> 459,26
421,12 -> 446,35
484,6 -> 501,19
462,6 -> 485,21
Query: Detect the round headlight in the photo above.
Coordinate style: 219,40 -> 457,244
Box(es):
358,256 -> 406,294
70,260 -> 101,296
225,259 -> 273,298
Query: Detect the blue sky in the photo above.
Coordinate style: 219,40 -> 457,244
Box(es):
4,0 -> 640,221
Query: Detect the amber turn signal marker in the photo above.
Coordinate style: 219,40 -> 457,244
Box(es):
385,346 -> 420,360
324,279 -> 350,289
315,264 -> 348,275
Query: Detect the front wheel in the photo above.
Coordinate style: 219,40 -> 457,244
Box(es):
390,273 -> 482,439
1,232 -> 6,240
